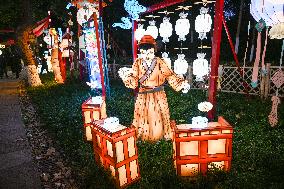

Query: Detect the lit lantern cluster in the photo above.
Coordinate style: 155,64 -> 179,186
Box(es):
250,0 -> 284,39
195,7 -> 212,40
193,53 -> 209,82
84,28 -> 102,90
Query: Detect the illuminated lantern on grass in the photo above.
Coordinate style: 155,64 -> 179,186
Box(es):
81,96 -> 107,141
91,119 -> 140,188
171,116 -> 233,176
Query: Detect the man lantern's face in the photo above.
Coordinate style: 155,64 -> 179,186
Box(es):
140,48 -> 155,61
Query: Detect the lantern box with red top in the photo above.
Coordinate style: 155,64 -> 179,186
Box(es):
171,116 -> 233,176
91,119 -> 140,188
81,96 -> 107,142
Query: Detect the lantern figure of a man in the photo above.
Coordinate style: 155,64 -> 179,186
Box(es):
119,35 -> 190,141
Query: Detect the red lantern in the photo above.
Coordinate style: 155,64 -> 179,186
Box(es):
91,119 -> 140,188
81,97 -> 107,141
171,116 -> 233,176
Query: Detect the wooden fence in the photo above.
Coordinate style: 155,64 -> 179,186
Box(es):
107,63 -> 284,98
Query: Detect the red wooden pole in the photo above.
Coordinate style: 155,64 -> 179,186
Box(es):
222,18 -> 250,96
208,0 -> 225,120
132,20 -> 138,61
142,0 -> 186,15
94,13 -> 106,98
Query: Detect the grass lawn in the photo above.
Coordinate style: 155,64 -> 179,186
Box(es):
26,73 -> 284,189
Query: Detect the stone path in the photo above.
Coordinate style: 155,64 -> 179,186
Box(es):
0,79 -> 41,189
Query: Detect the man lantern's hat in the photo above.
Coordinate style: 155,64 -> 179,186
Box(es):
138,35 -> 157,47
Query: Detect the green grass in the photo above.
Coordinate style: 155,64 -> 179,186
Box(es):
26,73 -> 284,189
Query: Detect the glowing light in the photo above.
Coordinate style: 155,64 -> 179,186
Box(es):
146,20 -> 159,39
193,53 -> 209,82
77,3 -> 99,26
112,17 -> 132,29
124,0 -> 146,20
174,54 -> 188,75
195,7 -> 212,40
159,17 -> 173,43
192,116 -> 208,129
135,24 -> 145,41
84,28 -> 102,89
269,23 -> 284,39
0,50 -> 2,55
175,12 -> 190,41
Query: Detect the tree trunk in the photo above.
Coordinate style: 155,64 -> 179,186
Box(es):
17,0 -> 42,86
235,0 -> 244,55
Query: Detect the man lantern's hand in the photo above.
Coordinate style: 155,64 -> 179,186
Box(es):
181,82 -> 191,93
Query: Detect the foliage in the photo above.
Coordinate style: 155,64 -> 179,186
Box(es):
26,73 -> 284,188
0,0 -> 22,29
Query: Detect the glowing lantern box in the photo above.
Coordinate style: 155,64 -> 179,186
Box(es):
81,97 -> 107,142
91,119 -> 140,188
171,116 -> 233,176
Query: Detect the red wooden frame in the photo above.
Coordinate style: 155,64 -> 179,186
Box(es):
171,116 -> 233,176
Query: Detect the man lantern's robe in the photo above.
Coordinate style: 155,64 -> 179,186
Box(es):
122,57 -> 186,141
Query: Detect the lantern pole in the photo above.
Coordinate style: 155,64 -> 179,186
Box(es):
94,13 -> 106,98
208,0 -> 225,120
132,20 -> 138,61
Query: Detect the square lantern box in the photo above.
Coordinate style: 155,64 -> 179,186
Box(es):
171,116 -> 233,176
91,119 -> 140,188
81,97 -> 107,142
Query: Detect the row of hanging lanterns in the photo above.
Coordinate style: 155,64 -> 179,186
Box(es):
135,7 -> 212,42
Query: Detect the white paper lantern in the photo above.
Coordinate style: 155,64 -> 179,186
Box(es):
195,7 -> 212,40
192,116 -> 208,129
162,52 -> 171,68
175,12 -> 190,41
174,54 -> 188,75
193,53 -> 209,82
159,17 -> 173,43
146,20 -> 159,39
250,0 -> 284,27
135,24 -> 145,41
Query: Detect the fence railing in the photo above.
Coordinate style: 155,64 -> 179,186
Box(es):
107,63 -> 284,98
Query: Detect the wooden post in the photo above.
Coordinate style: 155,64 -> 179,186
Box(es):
260,69 -> 265,99
264,63 -> 271,99
208,0 -> 225,120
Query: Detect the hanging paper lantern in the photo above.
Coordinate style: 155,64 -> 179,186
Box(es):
43,35 -> 53,45
159,17 -> 173,43
193,53 -> 209,82
174,54 -> 188,75
146,20 -> 159,39
135,24 -> 145,41
195,7 -> 212,40
162,52 -> 171,68
175,12 -> 190,41
251,0 -> 284,39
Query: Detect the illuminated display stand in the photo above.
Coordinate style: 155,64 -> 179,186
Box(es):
171,117 -> 233,176
91,119 -> 140,188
